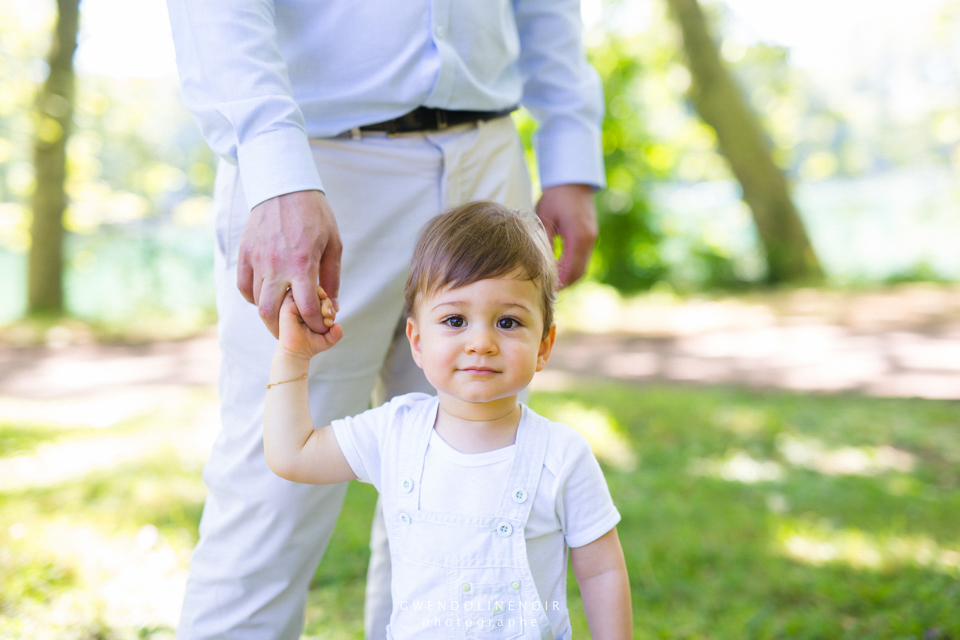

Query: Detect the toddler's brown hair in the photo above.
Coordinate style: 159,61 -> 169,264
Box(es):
405,201 -> 558,337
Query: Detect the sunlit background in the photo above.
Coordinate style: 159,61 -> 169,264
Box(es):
1,1 -> 958,638
2,0 -> 960,324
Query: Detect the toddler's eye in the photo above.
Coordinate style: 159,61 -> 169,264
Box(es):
443,315 -> 465,328
497,317 -> 520,329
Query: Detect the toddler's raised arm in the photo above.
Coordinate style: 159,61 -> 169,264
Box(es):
570,527 -> 633,640
263,288 -> 356,485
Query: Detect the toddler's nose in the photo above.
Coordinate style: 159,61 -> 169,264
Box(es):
465,327 -> 498,355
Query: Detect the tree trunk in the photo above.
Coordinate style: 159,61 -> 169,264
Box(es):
28,0 -> 80,315
664,0 -> 822,283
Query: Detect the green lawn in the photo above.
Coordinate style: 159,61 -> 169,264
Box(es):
1,383 -> 958,639
530,386 -> 960,639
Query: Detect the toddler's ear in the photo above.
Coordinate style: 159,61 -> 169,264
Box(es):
536,323 -> 557,372
406,317 -> 424,369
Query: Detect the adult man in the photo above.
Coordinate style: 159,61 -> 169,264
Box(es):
166,1 -> 605,638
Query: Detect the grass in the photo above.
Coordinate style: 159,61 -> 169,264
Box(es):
1,383 -> 958,638
0,422 -> 98,457
0,449 -> 207,639
532,385 -> 960,639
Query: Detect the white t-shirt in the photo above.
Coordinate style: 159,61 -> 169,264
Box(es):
332,393 -> 621,638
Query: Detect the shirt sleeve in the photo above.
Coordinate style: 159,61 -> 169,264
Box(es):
165,0 -> 324,210
330,404 -> 390,491
553,427 -> 621,548
513,0 -> 606,190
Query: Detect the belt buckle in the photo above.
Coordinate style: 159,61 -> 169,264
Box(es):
435,109 -> 448,130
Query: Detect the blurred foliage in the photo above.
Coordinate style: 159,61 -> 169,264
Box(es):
709,0 -> 960,178
580,2 -> 763,292
567,0 -> 960,291
590,37 -> 670,292
64,76 -> 216,233
0,0 -> 958,322
0,4 -> 216,251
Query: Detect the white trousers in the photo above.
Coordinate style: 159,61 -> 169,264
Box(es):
177,116 -> 533,640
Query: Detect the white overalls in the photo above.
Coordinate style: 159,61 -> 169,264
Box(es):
383,398 -> 555,640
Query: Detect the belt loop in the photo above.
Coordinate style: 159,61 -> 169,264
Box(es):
350,127 -> 362,141
436,109 -> 448,130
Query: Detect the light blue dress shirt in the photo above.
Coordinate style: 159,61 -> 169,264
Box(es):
166,0 -> 606,210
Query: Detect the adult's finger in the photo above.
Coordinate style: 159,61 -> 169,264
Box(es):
257,277 -> 288,339
237,253 -> 256,304
318,233 -> 342,311
250,265 -> 263,307
290,277 -> 328,335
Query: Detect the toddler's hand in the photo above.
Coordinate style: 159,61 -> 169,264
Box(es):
277,286 -> 343,360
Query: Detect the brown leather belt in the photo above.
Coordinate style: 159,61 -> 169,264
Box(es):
357,106 -> 517,135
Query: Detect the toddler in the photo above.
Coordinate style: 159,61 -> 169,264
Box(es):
264,201 -> 632,640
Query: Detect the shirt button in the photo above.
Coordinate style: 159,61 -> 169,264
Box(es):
399,512 -> 411,525
496,522 -> 513,537
512,489 -> 527,503
511,581 -> 521,590
401,478 -> 414,492
435,25 -> 445,38
462,583 -> 471,592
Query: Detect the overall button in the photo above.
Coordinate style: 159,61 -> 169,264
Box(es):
435,25 -> 445,38
462,583 -> 471,592
511,581 -> 520,590
401,478 -> 414,493
398,512 -> 411,525
512,488 -> 527,503
496,522 -> 513,537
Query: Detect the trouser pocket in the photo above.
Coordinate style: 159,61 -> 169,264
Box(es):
212,159 -> 247,266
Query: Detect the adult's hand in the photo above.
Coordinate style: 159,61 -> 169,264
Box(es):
535,183 -> 598,288
237,190 -> 342,339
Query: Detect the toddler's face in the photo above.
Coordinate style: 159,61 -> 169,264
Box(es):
407,275 -> 555,406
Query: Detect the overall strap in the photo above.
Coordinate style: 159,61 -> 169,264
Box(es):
394,396 -> 439,513
496,404 -> 550,526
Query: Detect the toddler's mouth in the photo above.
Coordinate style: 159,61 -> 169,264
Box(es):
460,366 -> 499,374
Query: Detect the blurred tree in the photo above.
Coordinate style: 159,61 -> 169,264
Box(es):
665,0 -> 822,283
28,0 -> 79,314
